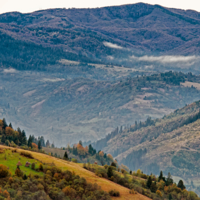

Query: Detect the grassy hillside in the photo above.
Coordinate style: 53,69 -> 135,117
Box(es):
0,148 -> 42,176
0,145 -> 150,200
1,145 -> 200,200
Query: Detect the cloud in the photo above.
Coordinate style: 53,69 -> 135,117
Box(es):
42,78 -> 65,82
130,55 -> 199,64
3,68 -> 18,73
103,42 -> 123,49
107,56 -> 114,60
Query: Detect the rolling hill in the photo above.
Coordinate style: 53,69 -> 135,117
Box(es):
0,145 -> 151,200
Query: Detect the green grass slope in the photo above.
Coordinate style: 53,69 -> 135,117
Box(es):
0,148 -> 42,176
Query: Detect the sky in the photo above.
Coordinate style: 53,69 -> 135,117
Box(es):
0,0 -> 200,14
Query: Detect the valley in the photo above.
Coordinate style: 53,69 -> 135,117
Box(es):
1,2 -> 200,198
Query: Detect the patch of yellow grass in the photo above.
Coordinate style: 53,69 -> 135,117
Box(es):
0,145 -> 150,200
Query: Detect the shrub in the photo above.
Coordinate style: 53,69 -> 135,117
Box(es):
95,168 -> 107,178
104,165 -> 109,169
8,177 -> 13,184
39,163 -> 43,171
109,189 -> 120,197
31,163 -> 35,170
10,141 -> 16,147
129,189 -> 137,194
0,164 -> 9,178
15,166 -> 23,177
3,190 -> 9,198
107,166 -> 113,178
111,162 -> 116,167
156,190 -> 162,197
37,183 -> 44,190
23,174 -> 27,180
62,186 -> 76,198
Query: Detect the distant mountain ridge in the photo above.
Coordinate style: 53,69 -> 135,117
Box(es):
1,3 -> 200,67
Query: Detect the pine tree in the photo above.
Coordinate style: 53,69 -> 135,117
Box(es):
169,194 -> 172,200
46,140 -> 50,147
38,140 -> 42,150
21,130 -> 27,145
178,180 -> 185,190
2,118 -> 7,130
120,126 -> 123,133
1,135 -> 6,144
107,166 -> 113,178
146,176 -> 152,189
28,135 -> 33,148
158,171 -> 163,182
8,123 -> 13,128
23,174 -> 27,180
89,144 -> 93,154
166,172 -> 173,186
150,182 -> 157,193
64,151 -> 68,160
40,136 -> 45,147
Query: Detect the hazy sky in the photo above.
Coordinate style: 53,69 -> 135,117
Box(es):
0,0 -> 200,14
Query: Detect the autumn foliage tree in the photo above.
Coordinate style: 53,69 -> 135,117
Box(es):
32,143 -> 38,149
0,164 -> 10,178
99,151 -> 104,157
107,154 -> 113,160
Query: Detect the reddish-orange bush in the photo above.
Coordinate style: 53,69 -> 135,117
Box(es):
3,190 -> 9,198
32,143 -> 38,149
99,151 -> 104,157
8,177 -> 13,184
54,173 -> 60,181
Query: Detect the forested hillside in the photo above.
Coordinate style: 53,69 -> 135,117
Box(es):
0,132 -> 199,200
1,3 -> 200,73
1,71 -> 200,145
93,99 -> 200,195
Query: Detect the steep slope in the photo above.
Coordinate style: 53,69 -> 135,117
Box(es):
93,100 -> 200,194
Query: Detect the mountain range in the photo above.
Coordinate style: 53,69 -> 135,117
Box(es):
1,3 -> 200,73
